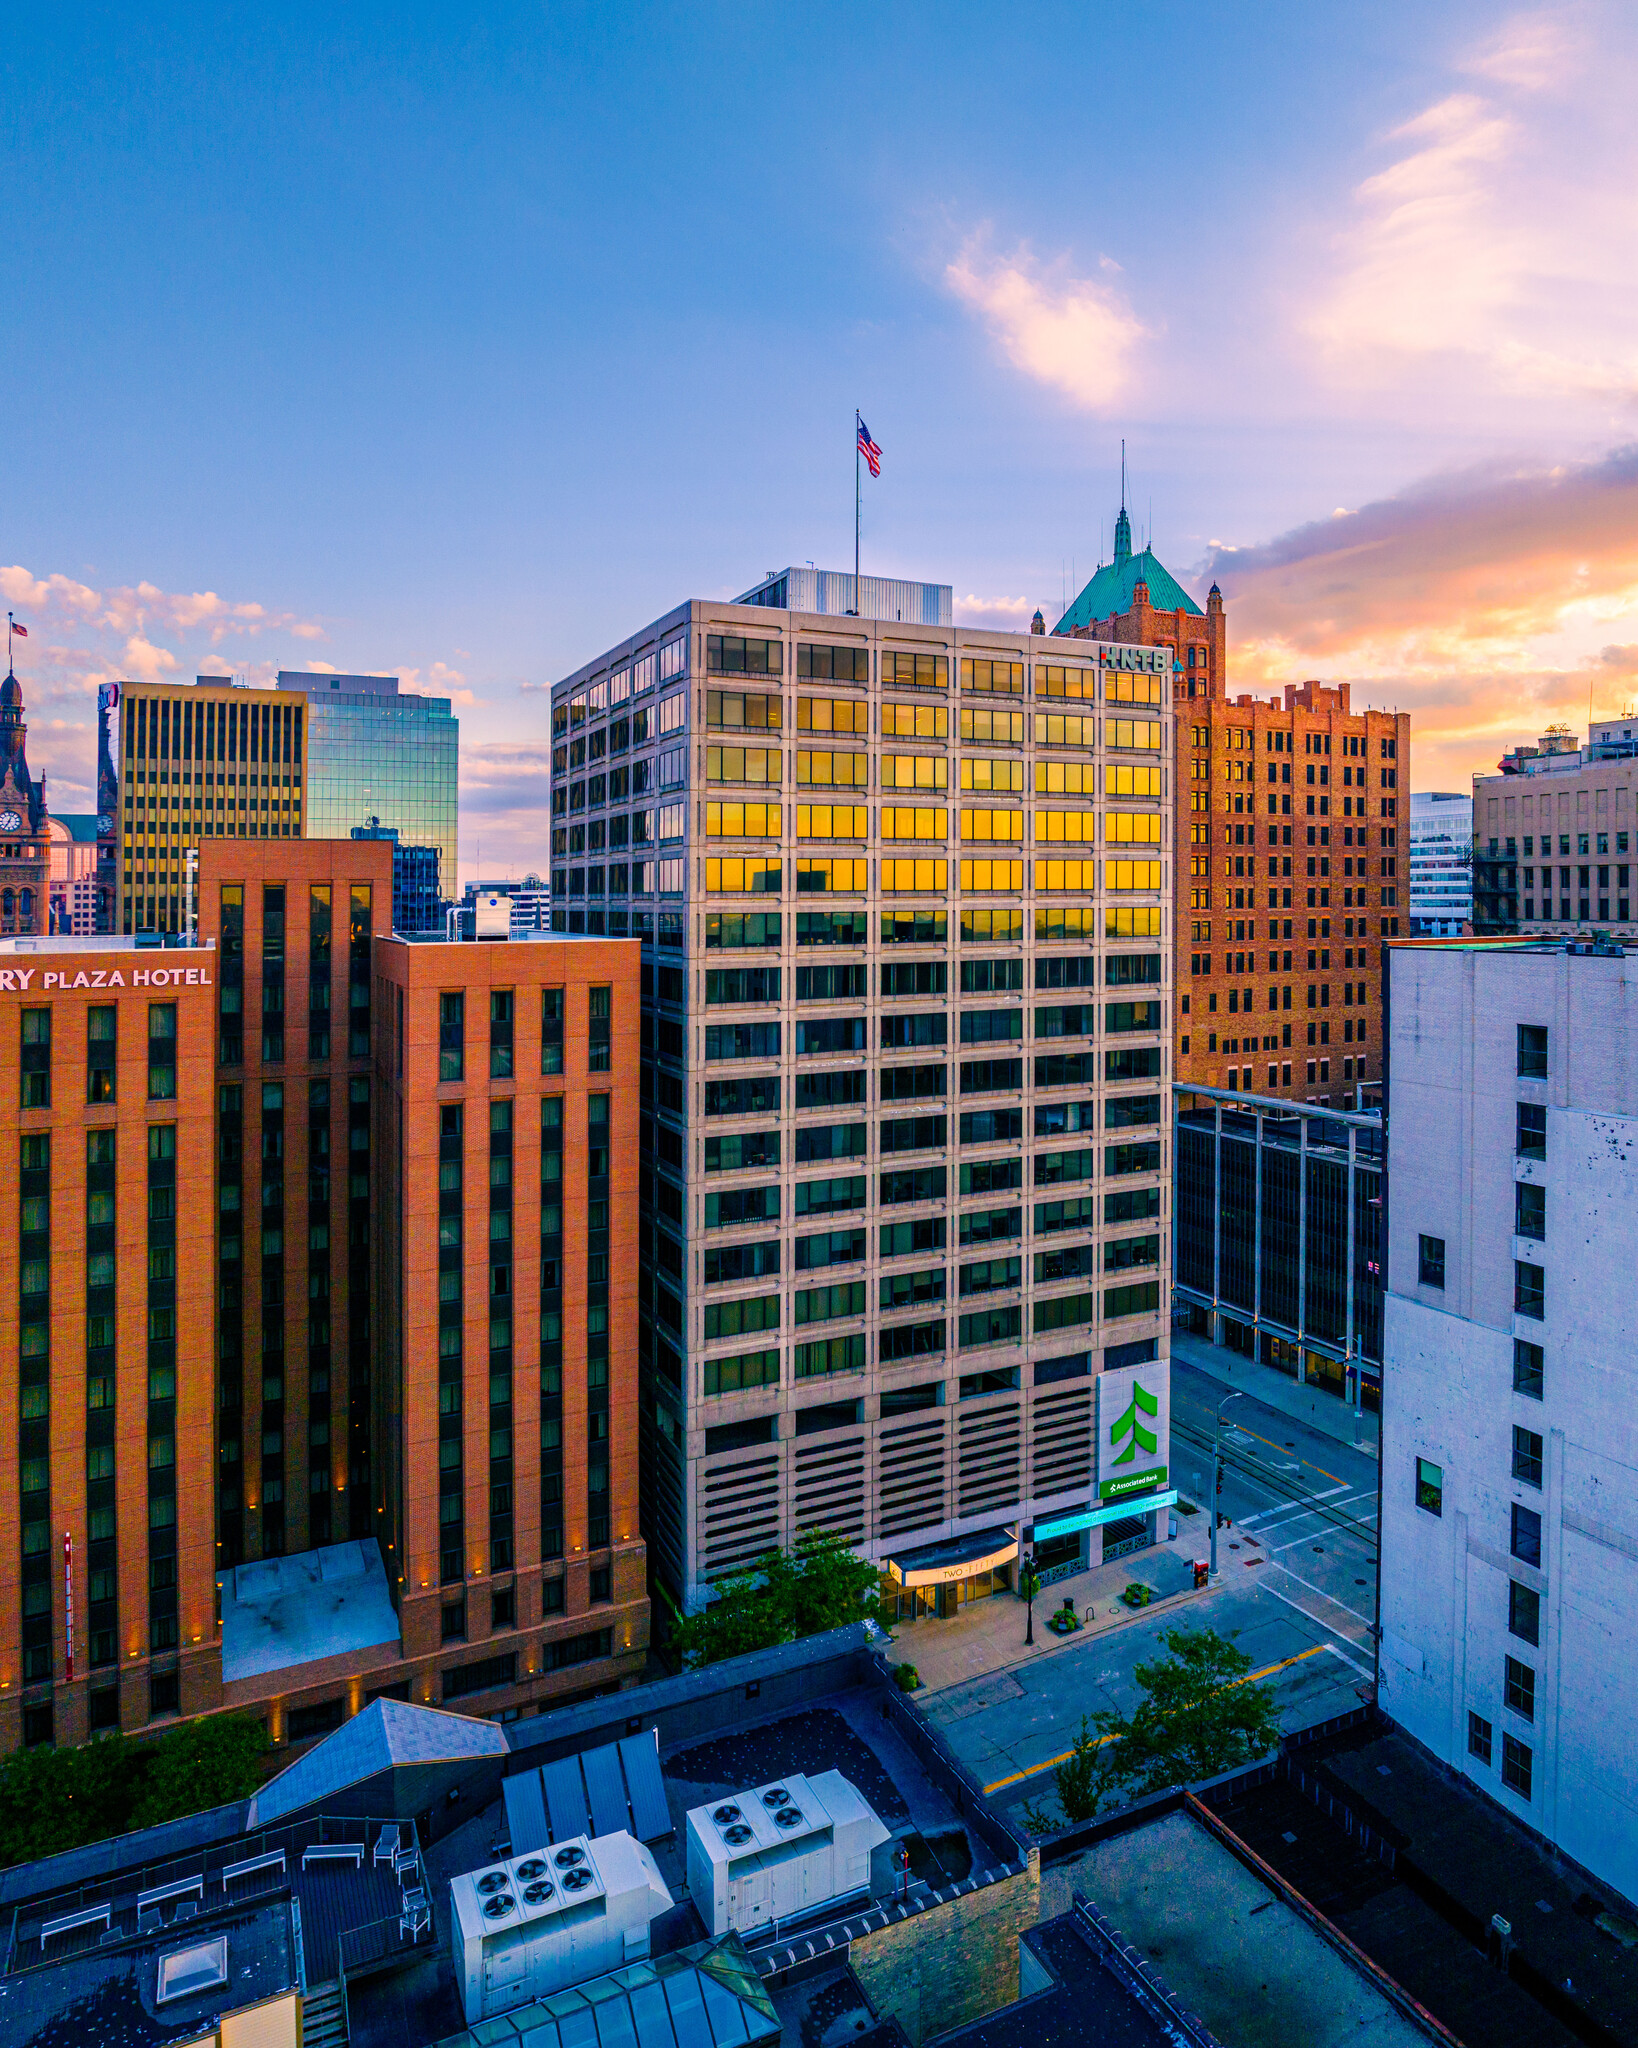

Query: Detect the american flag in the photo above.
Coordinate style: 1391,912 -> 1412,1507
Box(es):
857,416 -> 881,477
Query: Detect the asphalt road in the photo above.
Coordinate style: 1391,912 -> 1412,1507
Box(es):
922,1360 -> 1381,1813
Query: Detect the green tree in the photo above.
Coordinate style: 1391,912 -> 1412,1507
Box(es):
0,1736 -> 133,1870
130,1714 -> 269,1829
1017,1628 -> 1280,1834
671,1531 -> 882,1669
1097,1627 -> 1280,1801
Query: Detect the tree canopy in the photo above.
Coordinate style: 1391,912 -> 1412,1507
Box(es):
1027,1627 -> 1282,1829
0,1713 -> 269,1872
670,1531 -> 882,1669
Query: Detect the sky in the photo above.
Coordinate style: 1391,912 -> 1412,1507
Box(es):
4,1 -> 1638,882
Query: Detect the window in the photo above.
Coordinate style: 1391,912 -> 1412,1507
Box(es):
439,992 -> 464,1081
1467,1712 -> 1492,1766
798,642 -> 869,682
1513,1260 -> 1544,1320
87,1005 -> 116,1103
1511,1424 -> 1543,1488
20,1007 -> 51,1107
708,634 -> 783,676
589,985 -> 611,1070
1415,1457 -> 1443,1516
1418,1234 -> 1445,1288
1517,1023 -> 1548,1078
542,988 -> 564,1073
146,1004 -> 176,1100
1513,1339 -> 1543,1399
489,989 -> 513,1078
1508,1580 -> 1540,1646
708,688 -> 783,731
1501,1732 -> 1532,1799
1514,1182 -> 1544,1240
1515,1102 -> 1546,1159
1504,1654 -> 1536,1722
1510,1501 -> 1541,1566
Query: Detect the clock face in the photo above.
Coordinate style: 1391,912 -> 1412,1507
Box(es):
0,810 -> 21,832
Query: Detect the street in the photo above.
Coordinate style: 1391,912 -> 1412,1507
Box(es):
920,1357 -> 1381,1811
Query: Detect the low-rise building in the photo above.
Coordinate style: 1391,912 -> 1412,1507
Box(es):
1472,719 -> 1638,935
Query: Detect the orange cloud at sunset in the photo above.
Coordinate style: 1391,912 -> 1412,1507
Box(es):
1205,447 -> 1638,791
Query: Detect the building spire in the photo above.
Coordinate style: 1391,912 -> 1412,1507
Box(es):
1113,438 -> 1133,568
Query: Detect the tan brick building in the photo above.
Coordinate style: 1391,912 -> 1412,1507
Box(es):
1057,513 -> 1409,1108
0,858 -> 645,1756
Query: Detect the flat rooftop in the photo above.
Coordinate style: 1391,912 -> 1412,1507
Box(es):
218,1538 -> 399,1684
1048,1807 -> 1436,2047
0,1895 -> 300,2048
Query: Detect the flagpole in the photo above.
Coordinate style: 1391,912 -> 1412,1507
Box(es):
854,412 -> 861,613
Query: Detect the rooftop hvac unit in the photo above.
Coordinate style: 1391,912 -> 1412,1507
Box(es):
474,892 -> 511,940
449,1831 -> 673,2023
684,1770 -> 889,1940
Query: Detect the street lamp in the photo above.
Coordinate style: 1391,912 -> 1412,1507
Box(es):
1209,1392 -> 1245,1579
1021,1547 -> 1039,1645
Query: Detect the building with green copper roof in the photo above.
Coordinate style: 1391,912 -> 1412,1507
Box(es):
1051,501 -> 1205,636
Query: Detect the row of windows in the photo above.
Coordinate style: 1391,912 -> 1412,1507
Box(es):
17,1004 -> 178,1107
698,1148 -> 1162,1228
436,987 -> 607,1081
702,752 -> 1166,797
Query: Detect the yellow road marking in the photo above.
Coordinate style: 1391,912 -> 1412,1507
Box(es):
980,1643 -> 1329,1795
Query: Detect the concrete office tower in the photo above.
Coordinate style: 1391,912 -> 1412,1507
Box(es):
1406,792 -> 1472,935
1383,939 -> 1638,1908
1054,514 -> 1410,1112
1473,718 -> 1638,937
551,590 -> 1175,1615
110,679 -> 310,935
278,672 -> 458,913
0,870 -> 644,1754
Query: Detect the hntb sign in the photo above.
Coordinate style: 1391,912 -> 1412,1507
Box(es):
1096,1362 -> 1169,1503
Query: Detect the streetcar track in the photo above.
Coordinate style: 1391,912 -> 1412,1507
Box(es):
1172,1416 -> 1379,1552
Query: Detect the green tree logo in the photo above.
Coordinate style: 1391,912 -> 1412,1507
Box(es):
1109,1379 -> 1159,1465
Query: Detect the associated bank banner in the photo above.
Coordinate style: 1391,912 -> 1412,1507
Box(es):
1096,1362 -> 1170,1503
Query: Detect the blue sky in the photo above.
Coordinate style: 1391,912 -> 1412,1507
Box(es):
6,2 -> 1638,877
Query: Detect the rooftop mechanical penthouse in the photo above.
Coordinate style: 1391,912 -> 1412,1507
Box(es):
551,584 -> 1177,1614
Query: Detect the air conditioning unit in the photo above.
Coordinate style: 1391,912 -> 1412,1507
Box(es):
474,892 -> 511,939
685,1770 -> 889,1939
449,1831 -> 673,2022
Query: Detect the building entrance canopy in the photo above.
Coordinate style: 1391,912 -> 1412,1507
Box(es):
885,1527 -> 1018,1590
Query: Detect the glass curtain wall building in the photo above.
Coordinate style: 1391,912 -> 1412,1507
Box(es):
278,674 -> 457,922
551,590 -> 1177,1615
1174,1084 -> 1383,1409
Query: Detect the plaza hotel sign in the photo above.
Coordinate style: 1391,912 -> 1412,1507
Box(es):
0,963 -> 215,991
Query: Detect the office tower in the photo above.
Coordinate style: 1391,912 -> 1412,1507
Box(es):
110,679 -> 310,936
0,878 -> 644,1753
551,588 -> 1175,1616
0,660 -> 50,937
351,818 -> 446,933
1382,937 -> 1637,1907
1473,717 -> 1638,936
1055,508 -> 1410,1112
1407,792 -> 1472,935
278,672 -> 458,914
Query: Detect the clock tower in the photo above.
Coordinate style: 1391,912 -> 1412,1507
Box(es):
0,661 -> 49,938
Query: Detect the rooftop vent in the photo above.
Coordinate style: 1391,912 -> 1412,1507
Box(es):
723,1824 -> 755,1847
774,1806 -> 803,1829
554,1845 -> 587,1870
476,1870 -> 511,1895
562,1867 -> 594,1893
761,1787 -> 789,1807
522,1880 -> 554,1904
483,1894 -> 516,1919
155,1936 -> 229,2007
712,1805 -> 743,1826
515,1858 -> 547,1881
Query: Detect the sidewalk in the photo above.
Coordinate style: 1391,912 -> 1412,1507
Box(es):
1171,1329 -> 1380,1457
901,1509 -> 1216,1697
